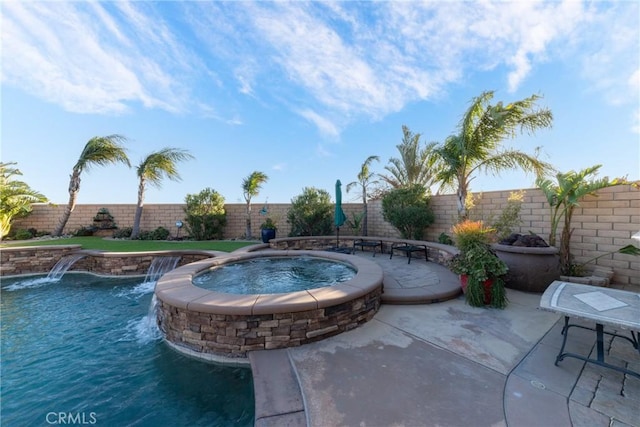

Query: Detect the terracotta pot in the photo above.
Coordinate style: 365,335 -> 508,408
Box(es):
492,244 -> 560,293
460,275 -> 493,305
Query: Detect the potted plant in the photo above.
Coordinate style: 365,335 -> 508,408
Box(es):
536,165 -> 636,277
448,220 -> 508,308
559,244 -> 640,286
260,217 -> 277,243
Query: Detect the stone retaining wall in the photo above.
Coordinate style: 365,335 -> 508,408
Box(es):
0,245 -> 83,276
157,289 -> 381,358
0,246 -> 220,277
269,235 -> 458,266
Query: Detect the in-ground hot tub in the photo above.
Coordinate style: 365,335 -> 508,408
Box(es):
155,250 -> 383,360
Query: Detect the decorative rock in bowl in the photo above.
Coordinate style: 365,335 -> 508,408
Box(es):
492,233 -> 561,293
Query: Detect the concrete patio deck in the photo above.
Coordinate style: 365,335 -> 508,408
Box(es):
250,252 -> 640,427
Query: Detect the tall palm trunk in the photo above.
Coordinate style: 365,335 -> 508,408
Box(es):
362,201 -> 368,236
456,180 -> 468,220
53,171 -> 81,236
131,179 -> 145,239
559,207 -> 575,275
245,203 -> 252,239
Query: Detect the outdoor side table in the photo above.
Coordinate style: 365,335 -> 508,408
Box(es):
389,243 -> 428,264
539,280 -> 640,379
352,239 -> 384,257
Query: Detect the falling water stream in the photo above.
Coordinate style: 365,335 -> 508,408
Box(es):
47,253 -> 87,280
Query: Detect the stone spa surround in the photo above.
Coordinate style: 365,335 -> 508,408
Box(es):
155,250 -> 384,360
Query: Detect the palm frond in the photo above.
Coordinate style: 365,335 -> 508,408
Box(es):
74,135 -> 131,172
138,147 -> 194,188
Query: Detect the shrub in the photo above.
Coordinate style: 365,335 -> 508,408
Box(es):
184,188 -> 227,240
137,227 -> 171,241
451,220 -> 495,250
438,232 -> 454,245
113,227 -> 133,239
381,185 -> 435,240
14,228 -> 34,240
287,187 -> 333,236
490,191 -> 524,240
74,226 -> 96,237
260,218 -> 278,230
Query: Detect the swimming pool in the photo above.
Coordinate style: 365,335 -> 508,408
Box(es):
1,273 -> 254,426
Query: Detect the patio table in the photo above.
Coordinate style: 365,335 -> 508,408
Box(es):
389,243 -> 428,264
540,281 -> 640,378
352,239 -> 384,257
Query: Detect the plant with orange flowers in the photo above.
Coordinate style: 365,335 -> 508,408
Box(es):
448,220 -> 508,308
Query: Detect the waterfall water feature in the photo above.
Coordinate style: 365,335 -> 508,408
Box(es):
135,256 -> 182,342
143,256 -> 181,284
47,253 -> 87,280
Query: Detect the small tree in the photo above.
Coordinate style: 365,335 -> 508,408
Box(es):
381,185 -> 435,240
380,126 -> 440,190
53,135 -> 130,236
435,91 -> 553,219
0,162 -> 48,238
346,155 -> 380,236
490,191 -> 524,241
536,165 -> 636,274
183,188 -> 227,240
287,187 -> 333,236
241,171 -> 268,239
131,148 -> 193,239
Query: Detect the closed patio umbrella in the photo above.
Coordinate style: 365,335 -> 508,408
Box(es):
335,179 -> 347,248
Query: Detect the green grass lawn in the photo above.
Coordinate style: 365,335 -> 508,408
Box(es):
0,236 -> 256,252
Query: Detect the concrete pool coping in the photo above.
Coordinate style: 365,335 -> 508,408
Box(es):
155,249 -> 384,358
155,250 -> 383,315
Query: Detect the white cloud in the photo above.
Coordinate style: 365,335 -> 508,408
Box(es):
2,1 -> 638,134
298,109 -> 340,138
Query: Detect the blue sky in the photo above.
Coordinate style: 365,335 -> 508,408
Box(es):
2,1 -> 639,205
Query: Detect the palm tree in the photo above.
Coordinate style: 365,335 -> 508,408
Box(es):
346,155 -> 380,236
0,162 -> 48,238
242,171 -> 268,239
380,125 -> 440,190
435,91 -> 553,219
130,148 -> 194,239
536,165 -> 634,274
53,135 -> 130,236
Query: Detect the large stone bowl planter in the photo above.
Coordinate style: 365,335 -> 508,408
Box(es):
492,244 -> 561,293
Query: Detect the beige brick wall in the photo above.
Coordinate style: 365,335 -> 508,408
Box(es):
12,202 -> 364,240
363,185 -> 639,286
11,185 -> 639,285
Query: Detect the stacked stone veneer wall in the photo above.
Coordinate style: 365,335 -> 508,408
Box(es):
10,185 -> 639,285
0,246 -> 218,277
0,245 -> 83,276
157,289 -> 381,358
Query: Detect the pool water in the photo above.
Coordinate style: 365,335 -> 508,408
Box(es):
192,256 -> 356,294
1,274 -> 254,426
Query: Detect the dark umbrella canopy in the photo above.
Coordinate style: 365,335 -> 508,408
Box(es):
334,179 -> 347,249
335,179 -> 347,228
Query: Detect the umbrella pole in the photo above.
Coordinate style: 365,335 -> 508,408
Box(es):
336,226 -> 340,248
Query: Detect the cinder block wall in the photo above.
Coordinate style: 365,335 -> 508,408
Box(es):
12,202 -> 363,241
11,186 -> 639,285
365,185 -> 639,285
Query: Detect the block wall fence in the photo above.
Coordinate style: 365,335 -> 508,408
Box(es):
10,185 -> 639,285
